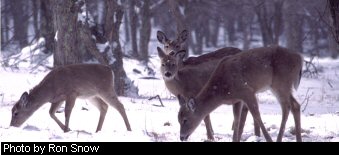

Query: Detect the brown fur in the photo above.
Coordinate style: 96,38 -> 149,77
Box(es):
158,46 -> 243,140
10,64 -> 131,133
178,46 -> 303,142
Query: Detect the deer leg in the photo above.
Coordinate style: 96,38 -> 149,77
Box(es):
232,103 -> 242,142
89,97 -> 108,132
64,96 -> 76,132
101,94 -> 131,131
253,116 -> 261,137
49,101 -> 66,131
275,93 -> 291,142
243,94 -> 273,142
290,95 -> 302,142
231,104 -> 239,131
203,115 -> 214,140
237,103 -> 261,139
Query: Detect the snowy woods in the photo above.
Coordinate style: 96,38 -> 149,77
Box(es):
1,0 -> 339,142
1,0 -> 339,96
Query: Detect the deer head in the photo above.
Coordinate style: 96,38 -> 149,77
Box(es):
157,30 -> 188,56
10,92 -> 36,127
157,47 -> 186,81
177,95 -> 204,141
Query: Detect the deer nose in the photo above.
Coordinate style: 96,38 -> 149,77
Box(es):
169,51 -> 175,56
164,72 -> 172,77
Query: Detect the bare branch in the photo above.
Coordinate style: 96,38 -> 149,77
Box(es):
148,95 -> 165,107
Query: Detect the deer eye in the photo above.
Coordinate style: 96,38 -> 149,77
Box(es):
176,45 -> 180,49
169,51 -> 175,56
182,119 -> 187,125
165,45 -> 169,49
13,112 -> 18,117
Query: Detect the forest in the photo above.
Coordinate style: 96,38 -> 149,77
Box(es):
1,0 -> 338,96
1,0 -> 339,142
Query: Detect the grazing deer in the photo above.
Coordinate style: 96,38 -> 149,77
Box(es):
157,46 -> 248,141
178,46 -> 303,142
10,64 -> 132,133
157,30 -> 260,141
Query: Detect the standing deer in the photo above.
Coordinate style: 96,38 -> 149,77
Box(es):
158,46 -> 254,141
178,46 -> 303,142
10,64 -> 132,133
157,30 -> 260,141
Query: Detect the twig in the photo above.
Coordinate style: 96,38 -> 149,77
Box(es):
301,88 -> 314,112
148,95 -> 165,107
328,81 -> 333,88
303,57 -> 319,78
0,93 -> 4,103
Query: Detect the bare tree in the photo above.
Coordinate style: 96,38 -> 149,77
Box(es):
1,0 -> 10,49
40,0 -> 55,54
253,0 -> 283,47
52,0 -> 81,67
285,0 -> 304,53
128,0 -> 139,58
328,0 -> 339,58
104,0 -> 135,96
10,0 -> 29,49
32,0 -> 40,40
139,0 -> 151,63
329,0 -> 339,44
167,0 -> 189,56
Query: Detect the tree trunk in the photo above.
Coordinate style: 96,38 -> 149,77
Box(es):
242,12 -> 254,50
273,0 -> 284,45
285,0 -> 303,53
329,31 -> 339,58
210,19 -> 220,47
123,0 -> 130,43
204,19 -> 211,48
167,0 -> 189,56
1,0 -> 7,48
52,0 -> 81,67
328,1 -> 339,59
255,1 -> 274,47
194,26 -> 203,55
128,0 -> 139,58
104,0 -> 137,96
41,0 -> 55,54
32,0 -> 40,39
225,17 -> 236,46
329,0 -> 339,44
10,0 -> 29,49
139,0 -> 151,63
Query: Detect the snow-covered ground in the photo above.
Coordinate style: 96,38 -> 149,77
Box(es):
1,52 -> 339,142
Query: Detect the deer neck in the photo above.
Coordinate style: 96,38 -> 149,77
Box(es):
164,72 -> 187,96
28,82 -> 53,108
194,88 -> 224,117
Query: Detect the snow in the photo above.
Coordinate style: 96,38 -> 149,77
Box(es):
1,54 -> 339,142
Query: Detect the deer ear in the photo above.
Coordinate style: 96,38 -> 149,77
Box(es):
175,50 -> 186,60
157,31 -> 168,44
177,95 -> 186,107
19,92 -> 29,107
188,98 -> 196,112
157,47 -> 166,59
177,30 -> 188,44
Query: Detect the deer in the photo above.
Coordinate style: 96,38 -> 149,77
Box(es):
177,45 -> 303,142
157,30 -> 260,141
10,63 -> 132,133
157,30 -> 189,56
